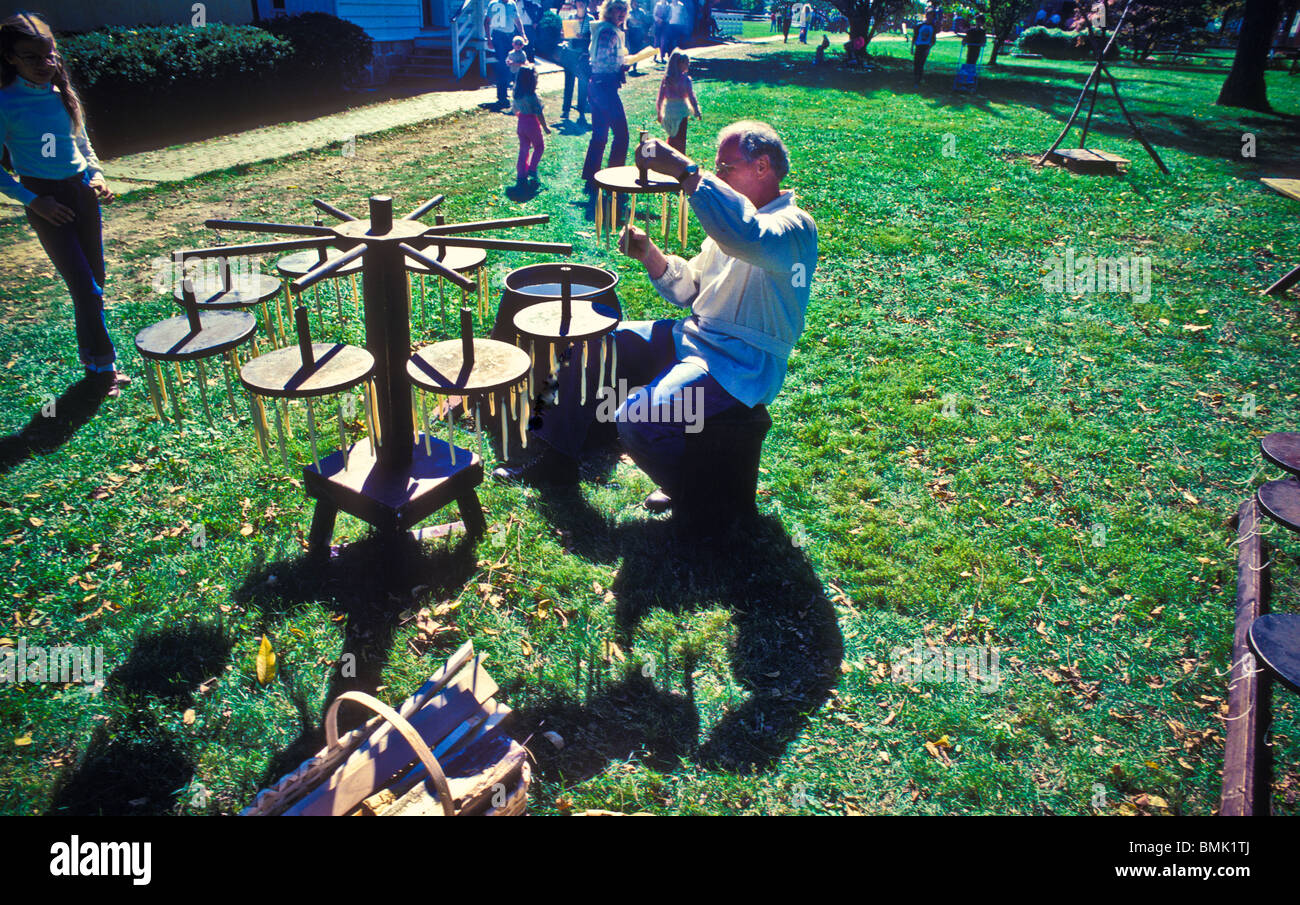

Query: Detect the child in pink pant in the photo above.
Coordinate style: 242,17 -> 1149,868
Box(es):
512,65 -> 550,185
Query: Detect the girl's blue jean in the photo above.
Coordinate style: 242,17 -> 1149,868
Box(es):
21,172 -> 116,372
581,75 -> 629,182
532,318 -> 743,497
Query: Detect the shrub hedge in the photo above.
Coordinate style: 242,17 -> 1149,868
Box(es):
1016,26 -> 1118,61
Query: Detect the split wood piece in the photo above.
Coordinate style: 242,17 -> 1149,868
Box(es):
284,657 -> 499,816
1256,478 -> 1300,534
1220,498 -> 1269,816
1260,180 -> 1300,296
361,734 -> 529,816
1261,432 -> 1300,477
242,642 -> 477,816
1047,148 -> 1130,176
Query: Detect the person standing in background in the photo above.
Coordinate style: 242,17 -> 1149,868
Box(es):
485,0 -> 525,109
581,0 -> 630,190
798,1 -> 812,43
911,10 -> 935,86
653,0 -> 670,62
1,13 -> 129,395
560,0 -> 593,125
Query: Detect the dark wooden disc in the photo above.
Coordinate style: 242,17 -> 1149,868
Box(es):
1257,478 -> 1300,534
134,311 -> 258,362
593,165 -> 680,195
1261,432 -> 1300,477
407,339 -> 531,395
277,249 -> 362,279
513,299 -> 618,343
239,342 -> 375,398
182,273 -> 283,309
1249,613 -> 1300,695
402,243 -> 487,274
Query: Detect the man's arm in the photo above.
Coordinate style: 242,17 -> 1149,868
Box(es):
619,225 -> 704,307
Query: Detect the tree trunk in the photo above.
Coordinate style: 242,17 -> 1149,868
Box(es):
1217,0 -> 1284,110
990,25 -> 1014,64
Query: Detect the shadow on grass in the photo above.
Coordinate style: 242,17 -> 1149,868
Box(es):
46,622 -> 233,816
509,489 -> 844,782
691,52 -> 1300,170
0,376 -> 111,477
231,529 -> 481,790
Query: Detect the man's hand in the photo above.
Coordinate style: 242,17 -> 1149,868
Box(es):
29,195 -> 75,225
618,224 -> 668,279
88,175 -> 114,203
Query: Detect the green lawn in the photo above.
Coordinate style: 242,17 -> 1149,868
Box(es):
2,37 -> 1299,815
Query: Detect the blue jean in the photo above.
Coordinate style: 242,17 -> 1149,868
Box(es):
532,318 -> 742,496
493,30 -> 515,104
562,50 -> 589,116
582,74 -> 629,182
22,172 -> 115,372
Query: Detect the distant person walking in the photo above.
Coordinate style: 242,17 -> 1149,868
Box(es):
912,11 -> 935,86
798,2 -> 812,43
512,65 -> 550,188
1,12 -> 129,395
657,50 -> 700,153
653,0 -> 670,62
781,3 -> 792,42
485,0 -> 526,108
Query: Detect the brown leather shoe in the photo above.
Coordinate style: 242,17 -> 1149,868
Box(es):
643,489 -> 672,513
87,369 -> 132,398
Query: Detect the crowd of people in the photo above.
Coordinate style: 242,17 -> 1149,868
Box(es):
494,0 -> 706,196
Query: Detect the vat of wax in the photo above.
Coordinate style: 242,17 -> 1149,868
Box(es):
492,263 -> 621,454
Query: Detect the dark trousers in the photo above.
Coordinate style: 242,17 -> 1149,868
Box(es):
667,117 -> 688,153
493,30 -> 515,104
913,44 -> 932,83
533,318 -> 742,496
562,53 -> 589,116
582,75 -> 628,182
21,172 -> 115,372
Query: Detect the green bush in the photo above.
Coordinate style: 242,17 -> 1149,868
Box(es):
259,12 -> 373,90
61,24 -> 290,96
1017,26 -> 1116,61
535,11 -> 563,58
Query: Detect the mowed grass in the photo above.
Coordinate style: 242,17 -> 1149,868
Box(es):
1,37 -> 1299,815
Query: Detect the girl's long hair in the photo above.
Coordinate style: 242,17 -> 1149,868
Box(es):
514,64 -> 538,98
1,12 -> 85,133
666,49 -> 689,78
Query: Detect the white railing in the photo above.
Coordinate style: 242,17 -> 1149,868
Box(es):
451,0 -> 487,79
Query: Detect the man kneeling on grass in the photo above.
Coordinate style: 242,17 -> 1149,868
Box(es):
493,120 -> 818,514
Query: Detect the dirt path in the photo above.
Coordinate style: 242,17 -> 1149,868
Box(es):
0,38 -> 785,315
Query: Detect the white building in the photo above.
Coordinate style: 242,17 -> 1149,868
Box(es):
35,0 -> 497,83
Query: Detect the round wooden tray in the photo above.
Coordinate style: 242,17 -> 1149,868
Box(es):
240,342 -> 375,399
1249,613 -> 1300,695
593,165 -> 681,195
135,311 -> 259,362
407,339 -> 531,395
1261,432 -> 1300,477
403,243 -> 487,274
277,248 -> 363,279
513,299 -> 619,343
181,273 -> 282,310
1257,478 -> 1300,534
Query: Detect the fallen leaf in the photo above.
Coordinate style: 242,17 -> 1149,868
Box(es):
14,733 -> 32,746
256,635 -> 277,685
183,709 -> 196,725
